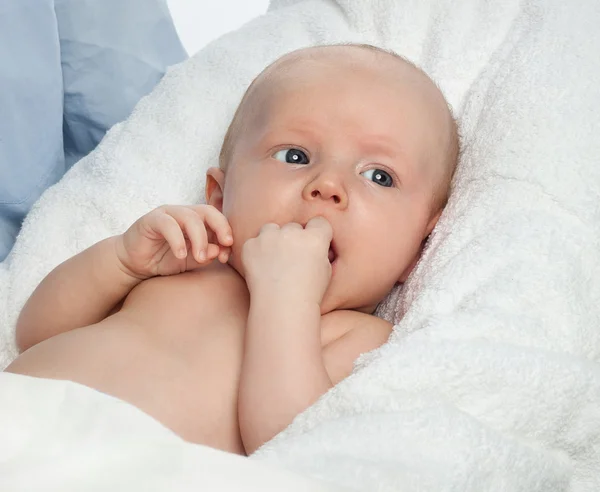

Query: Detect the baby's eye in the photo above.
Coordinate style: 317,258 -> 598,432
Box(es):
361,168 -> 394,187
273,148 -> 310,165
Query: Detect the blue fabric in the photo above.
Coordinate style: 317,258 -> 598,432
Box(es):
0,0 -> 187,261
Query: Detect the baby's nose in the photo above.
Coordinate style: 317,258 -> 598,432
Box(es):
302,173 -> 349,209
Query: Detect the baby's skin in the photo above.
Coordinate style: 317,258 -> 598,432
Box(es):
8,209 -> 385,454
6,44 -> 457,455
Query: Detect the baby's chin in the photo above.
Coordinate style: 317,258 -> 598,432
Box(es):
225,249 -> 381,315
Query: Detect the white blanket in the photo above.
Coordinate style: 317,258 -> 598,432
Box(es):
1,0 -> 600,490
0,373 -> 346,491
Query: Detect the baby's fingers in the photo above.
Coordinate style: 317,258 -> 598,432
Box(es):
153,213 -> 188,259
194,205 -> 233,247
201,243 -> 230,264
164,207 -> 209,263
217,246 -> 231,264
305,216 -> 333,242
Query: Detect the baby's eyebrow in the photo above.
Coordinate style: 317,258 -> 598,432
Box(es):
355,135 -> 409,164
271,125 -> 317,140
359,137 -> 422,186
257,125 -> 317,148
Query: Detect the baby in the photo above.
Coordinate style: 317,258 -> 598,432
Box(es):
6,44 -> 458,455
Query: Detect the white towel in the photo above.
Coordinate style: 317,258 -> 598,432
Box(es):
0,373 -> 347,491
1,0 -> 599,490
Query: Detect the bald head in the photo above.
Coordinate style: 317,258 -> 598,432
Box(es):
219,43 -> 459,212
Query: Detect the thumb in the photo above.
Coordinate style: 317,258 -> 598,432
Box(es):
305,216 -> 333,242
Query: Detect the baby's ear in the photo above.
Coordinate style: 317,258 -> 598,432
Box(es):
205,167 -> 225,211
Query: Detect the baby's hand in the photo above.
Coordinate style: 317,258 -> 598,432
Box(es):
242,217 -> 333,305
116,205 -> 233,279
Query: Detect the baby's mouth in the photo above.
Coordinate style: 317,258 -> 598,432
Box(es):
328,241 -> 337,264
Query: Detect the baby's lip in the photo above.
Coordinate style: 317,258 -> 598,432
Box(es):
328,240 -> 337,263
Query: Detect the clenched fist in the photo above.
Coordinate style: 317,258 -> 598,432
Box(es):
242,216 -> 333,305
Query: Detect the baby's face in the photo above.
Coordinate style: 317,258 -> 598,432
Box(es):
209,48 -> 451,314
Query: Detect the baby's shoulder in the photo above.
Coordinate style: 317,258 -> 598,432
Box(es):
320,310 -> 392,346
320,310 -> 393,384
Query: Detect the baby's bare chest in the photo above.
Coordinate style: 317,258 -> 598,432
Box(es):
118,265 -> 250,359
117,263 -> 350,359
103,267 -> 250,448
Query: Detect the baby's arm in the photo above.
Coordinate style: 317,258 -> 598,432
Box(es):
240,299 -> 392,454
238,218 -> 393,454
17,205 -> 232,353
239,289 -> 328,455
16,236 -> 141,352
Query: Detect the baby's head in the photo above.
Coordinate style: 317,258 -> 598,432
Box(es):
206,44 -> 459,314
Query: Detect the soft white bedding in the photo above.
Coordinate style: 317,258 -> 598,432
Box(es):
1,0 -> 599,490
0,373 -> 346,491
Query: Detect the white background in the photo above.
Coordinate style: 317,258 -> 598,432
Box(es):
167,0 -> 270,56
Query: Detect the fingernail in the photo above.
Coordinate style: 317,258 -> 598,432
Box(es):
198,250 -> 206,261
178,248 -> 187,259
225,234 -> 233,243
